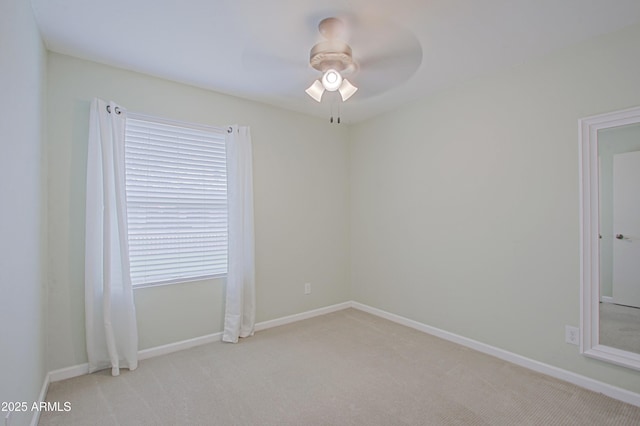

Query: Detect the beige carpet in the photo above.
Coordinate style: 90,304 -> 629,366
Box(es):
40,309 -> 640,425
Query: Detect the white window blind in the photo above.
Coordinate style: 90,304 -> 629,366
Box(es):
124,114 -> 228,286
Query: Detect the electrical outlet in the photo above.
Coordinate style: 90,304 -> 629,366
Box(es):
565,325 -> 579,345
304,282 -> 311,295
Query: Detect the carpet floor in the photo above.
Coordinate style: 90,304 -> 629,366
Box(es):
40,308 -> 640,425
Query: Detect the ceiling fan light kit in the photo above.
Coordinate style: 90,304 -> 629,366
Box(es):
305,17 -> 358,104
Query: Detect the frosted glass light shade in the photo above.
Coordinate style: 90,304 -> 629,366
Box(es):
305,80 -> 325,102
338,79 -> 358,101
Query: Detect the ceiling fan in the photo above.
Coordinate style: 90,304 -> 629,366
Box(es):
241,13 -> 422,121
305,17 -> 358,103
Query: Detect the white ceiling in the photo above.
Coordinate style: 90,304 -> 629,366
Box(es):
31,0 -> 640,123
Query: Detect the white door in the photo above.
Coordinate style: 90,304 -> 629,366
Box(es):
612,150 -> 640,308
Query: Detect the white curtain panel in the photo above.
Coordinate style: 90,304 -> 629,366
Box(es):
85,98 -> 138,375
222,125 -> 256,343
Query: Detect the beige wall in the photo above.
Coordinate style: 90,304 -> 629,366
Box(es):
46,53 -> 351,370
0,1 -> 48,425
349,22 -> 640,394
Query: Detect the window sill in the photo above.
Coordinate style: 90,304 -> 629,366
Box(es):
132,274 -> 227,290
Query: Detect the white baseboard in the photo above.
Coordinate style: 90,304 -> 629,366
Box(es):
48,363 -> 90,383
40,300 -> 640,412
29,372 -> 51,426
137,301 -> 352,360
138,331 -> 223,361
601,296 -> 614,304
47,332 -> 225,384
254,301 -> 352,332
46,301 -> 351,383
350,301 -> 640,408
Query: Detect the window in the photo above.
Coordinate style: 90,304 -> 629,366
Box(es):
124,113 -> 228,286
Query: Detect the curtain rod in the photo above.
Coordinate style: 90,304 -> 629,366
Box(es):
105,103 -> 236,134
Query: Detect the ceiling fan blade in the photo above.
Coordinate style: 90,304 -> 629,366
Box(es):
358,48 -> 422,90
305,79 -> 325,102
241,46 -> 308,74
346,15 -> 423,98
338,79 -> 358,101
240,45 -> 317,96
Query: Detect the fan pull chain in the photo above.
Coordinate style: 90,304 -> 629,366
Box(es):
329,100 -> 342,124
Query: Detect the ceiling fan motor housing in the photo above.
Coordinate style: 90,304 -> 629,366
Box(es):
310,40 -> 357,74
